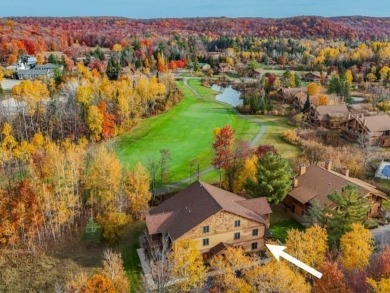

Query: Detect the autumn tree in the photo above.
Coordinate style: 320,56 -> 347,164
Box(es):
246,260 -> 311,293
340,223 -> 374,271
86,105 -> 104,141
102,249 -> 130,293
169,239 -> 206,291
367,278 -> 390,293
313,261 -> 350,293
98,101 -> 115,139
212,125 -> 235,186
11,80 -> 49,115
245,152 -> 292,203
85,146 -> 122,209
254,144 -> 278,159
307,82 -> 321,96
210,247 -> 252,292
123,163 -> 151,220
286,225 -> 327,269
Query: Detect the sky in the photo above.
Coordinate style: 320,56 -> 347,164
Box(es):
1,0 -> 390,18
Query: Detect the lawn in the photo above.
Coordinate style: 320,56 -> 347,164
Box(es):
269,204 -> 304,242
188,78 -> 219,101
120,222 -> 146,293
115,80 -> 260,184
254,115 -> 300,160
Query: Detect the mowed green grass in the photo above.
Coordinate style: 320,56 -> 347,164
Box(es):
115,81 -> 260,183
255,115 -> 300,160
269,204 -> 304,242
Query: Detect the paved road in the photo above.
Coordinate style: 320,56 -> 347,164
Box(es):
155,78 -> 266,194
371,225 -> 390,249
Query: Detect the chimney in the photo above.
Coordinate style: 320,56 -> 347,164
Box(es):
299,164 -> 306,176
348,113 -> 351,119
293,177 -> 299,187
363,118 -> 366,126
342,168 -> 350,177
325,160 -> 332,171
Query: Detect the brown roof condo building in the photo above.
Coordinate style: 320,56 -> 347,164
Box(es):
284,162 -> 387,223
307,105 -> 350,128
340,114 -> 390,147
145,181 -> 271,259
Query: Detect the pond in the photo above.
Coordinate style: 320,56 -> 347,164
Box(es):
211,84 -> 243,107
351,96 -> 365,103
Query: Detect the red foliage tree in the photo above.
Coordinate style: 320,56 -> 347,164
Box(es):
98,101 -> 116,139
212,125 -> 235,170
313,261 -> 350,293
254,144 -> 278,159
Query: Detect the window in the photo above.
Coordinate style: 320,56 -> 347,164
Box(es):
234,220 -> 241,227
203,225 -> 209,233
234,232 -> 240,240
202,238 -> 209,246
252,229 -> 258,236
252,242 -> 258,250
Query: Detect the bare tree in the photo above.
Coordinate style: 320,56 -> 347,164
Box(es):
149,234 -> 172,293
159,149 -> 171,186
147,157 -> 160,198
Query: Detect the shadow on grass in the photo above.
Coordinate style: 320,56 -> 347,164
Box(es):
120,222 -> 146,293
269,204 -> 304,243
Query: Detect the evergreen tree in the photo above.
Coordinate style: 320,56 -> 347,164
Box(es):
106,57 -> 121,80
302,93 -> 311,112
294,73 -> 302,87
245,152 -> 292,203
302,199 -> 326,227
83,217 -> 102,244
325,184 -> 370,246
48,54 -> 58,64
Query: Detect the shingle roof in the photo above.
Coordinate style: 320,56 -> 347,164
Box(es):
235,198 -> 272,215
289,165 -> 387,205
358,115 -> 390,132
316,105 -> 349,118
146,181 -> 270,240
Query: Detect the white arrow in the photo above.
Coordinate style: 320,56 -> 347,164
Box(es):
265,244 -> 322,279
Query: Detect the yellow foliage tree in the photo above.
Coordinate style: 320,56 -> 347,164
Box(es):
340,223 -> 374,270
210,247 -> 252,292
1,123 -> 18,162
86,105 -> 104,141
97,212 -> 131,244
318,95 -> 329,105
367,278 -> 390,293
76,85 -> 95,106
345,70 -> 353,85
112,44 -> 122,52
84,273 -> 116,293
307,82 -> 321,96
36,53 -> 44,65
233,155 -> 257,192
11,80 -> 49,114
86,146 -> 122,214
123,163 -> 151,220
286,225 -> 327,269
170,239 -> 206,291
246,260 -> 311,293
